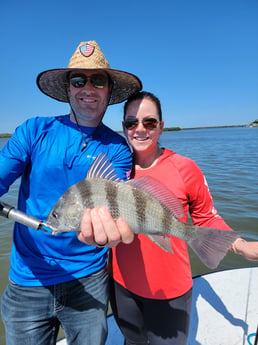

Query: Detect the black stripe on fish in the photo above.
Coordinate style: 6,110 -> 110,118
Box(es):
78,180 -> 95,209
105,181 -> 120,220
132,187 -> 147,232
161,206 -> 173,235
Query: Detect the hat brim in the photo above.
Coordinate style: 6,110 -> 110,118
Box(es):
37,68 -> 142,105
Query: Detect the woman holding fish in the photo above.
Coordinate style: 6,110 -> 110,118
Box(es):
75,91 -> 234,344
70,90 -> 243,345
76,89 -> 258,345
108,91 -> 258,345
76,91 -> 258,345
104,91 -> 234,344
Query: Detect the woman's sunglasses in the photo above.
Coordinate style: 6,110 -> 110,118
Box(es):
124,118 -> 160,130
70,74 -> 108,89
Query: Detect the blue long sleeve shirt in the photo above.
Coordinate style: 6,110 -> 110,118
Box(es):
0,115 -> 132,286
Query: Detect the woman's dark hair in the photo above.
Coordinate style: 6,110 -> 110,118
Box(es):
123,91 -> 162,121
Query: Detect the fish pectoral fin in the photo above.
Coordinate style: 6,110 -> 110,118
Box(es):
146,234 -> 174,253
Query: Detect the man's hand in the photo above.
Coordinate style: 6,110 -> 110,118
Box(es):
77,207 -> 134,247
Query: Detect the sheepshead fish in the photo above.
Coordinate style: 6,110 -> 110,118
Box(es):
45,152 -> 240,269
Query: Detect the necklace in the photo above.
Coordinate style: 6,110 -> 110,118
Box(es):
73,113 -> 97,152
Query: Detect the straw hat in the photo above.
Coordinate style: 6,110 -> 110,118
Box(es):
37,41 -> 142,105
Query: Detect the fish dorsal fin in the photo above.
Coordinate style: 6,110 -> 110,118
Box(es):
129,176 -> 185,219
86,152 -> 121,181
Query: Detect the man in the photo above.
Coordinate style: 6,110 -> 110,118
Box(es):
0,41 -> 141,345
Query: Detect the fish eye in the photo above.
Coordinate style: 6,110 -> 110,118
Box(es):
52,212 -> 58,219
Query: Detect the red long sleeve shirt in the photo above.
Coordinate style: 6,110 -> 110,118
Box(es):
111,149 -> 232,299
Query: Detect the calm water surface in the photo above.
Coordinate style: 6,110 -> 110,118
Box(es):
0,127 -> 257,343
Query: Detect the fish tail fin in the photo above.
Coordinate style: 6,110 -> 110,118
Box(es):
187,226 -> 241,269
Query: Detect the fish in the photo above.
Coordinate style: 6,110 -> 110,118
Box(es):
45,152 -> 240,269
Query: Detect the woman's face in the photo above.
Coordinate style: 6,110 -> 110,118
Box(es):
123,98 -> 164,155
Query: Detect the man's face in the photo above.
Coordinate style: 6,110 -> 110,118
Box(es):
68,70 -> 111,126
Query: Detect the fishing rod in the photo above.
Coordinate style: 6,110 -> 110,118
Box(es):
0,201 -> 52,233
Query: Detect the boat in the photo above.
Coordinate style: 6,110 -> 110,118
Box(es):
57,267 -> 258,345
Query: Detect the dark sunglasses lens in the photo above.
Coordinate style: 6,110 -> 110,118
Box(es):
142,119 -> 159,129
91,74 -> 107,88
70,74 -> 107,89
70,75 -> 86,88
124,118 -> 159,130
124,119 -> 138,129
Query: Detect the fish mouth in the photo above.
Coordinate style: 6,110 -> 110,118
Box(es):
40,222 -> 56,234
42,221 -> 77,234
41,220 -> 64,234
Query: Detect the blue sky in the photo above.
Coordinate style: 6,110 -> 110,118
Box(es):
1,0 -> 257,133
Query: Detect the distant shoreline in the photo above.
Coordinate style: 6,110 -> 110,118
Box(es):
180,124 -> 249,131
0,124 -> 255,138
0,134 -> 12,138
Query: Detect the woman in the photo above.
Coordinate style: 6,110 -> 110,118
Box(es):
79,91 -> 257,344
109,91 -> 235,345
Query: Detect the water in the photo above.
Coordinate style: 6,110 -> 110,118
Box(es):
0,127 -> 257,343
160,127 -> 258,235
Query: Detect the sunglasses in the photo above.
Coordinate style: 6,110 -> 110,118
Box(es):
124,118 -> 160,130
70,74 -> 108,89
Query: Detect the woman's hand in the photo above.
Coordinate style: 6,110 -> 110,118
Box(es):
231,238 -> 258,261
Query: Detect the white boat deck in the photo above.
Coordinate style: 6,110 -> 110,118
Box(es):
188,267 -> 258,345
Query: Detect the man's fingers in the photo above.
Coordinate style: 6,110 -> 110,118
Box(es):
77,209 -> 94,244
98,207 -> 122,242
91,208 -> 109,245
77,207 -> 134,247
116,217 -> 134,244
